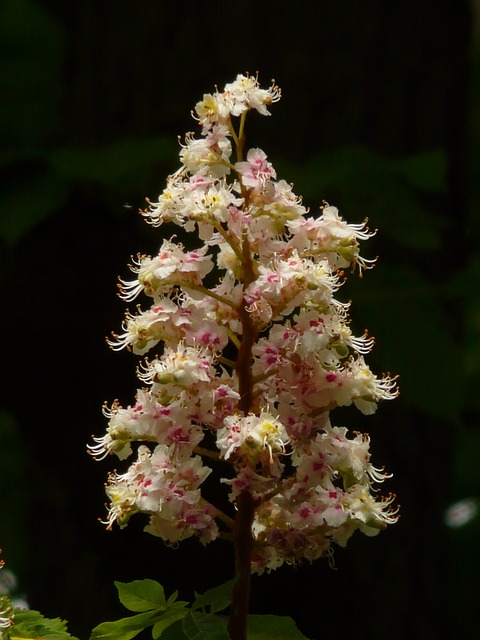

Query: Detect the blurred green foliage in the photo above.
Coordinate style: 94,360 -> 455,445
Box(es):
278,147 -> 446,249
0,0 -> 176,244
278,147 -> 463,423
0,0 -> 65,147
0,411 -> 28,574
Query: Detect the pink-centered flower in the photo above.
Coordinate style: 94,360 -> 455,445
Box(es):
235,148 -> 277,189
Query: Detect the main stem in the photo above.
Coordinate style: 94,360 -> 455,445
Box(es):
228,226 -> 258,640
228,490 -> 257,640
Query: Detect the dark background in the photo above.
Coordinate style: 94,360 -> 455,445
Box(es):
1,1 -> 480,638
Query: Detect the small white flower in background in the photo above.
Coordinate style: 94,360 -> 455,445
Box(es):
444,497 -> 479,528
0,564 -> 28,614
90,73 -> 398,572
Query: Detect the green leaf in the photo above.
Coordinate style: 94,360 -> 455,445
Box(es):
158,619 -> 187,640
90,582 -> 190,640
151,608 -> 189,639
0,168 -> 70,245
49,136 -> 176,185
12,608 -> 79,639
247,615 -> 310,640
115,579 -> 167,612
395,150 -> 447,192
89,610 -> 159,640
192,578 -> 237,614
182,612 -> 229,640
166,590 -> 179,606
89,626 -> 139,640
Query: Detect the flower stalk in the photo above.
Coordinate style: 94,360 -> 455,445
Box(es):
228,491 -> 257,640
90,73 -> 398,640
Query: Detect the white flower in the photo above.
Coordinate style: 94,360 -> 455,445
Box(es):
217,412 -> 289,463
180,125 -> 232,177
138,343 -> 214,389
235,148 -> 277,189
118,241 -> 214,301
222,74 -> 281,117
107,299 -> 179,354
194,74 -> 281,129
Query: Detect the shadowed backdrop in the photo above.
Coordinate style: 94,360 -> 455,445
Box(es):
1,1 -> 478,639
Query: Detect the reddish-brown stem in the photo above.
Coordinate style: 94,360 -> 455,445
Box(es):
226,117 -> 259,640
227,491 -> 257,640
227,226 -> 259,639
228,292 -> 257,639
236,232 -> 257,414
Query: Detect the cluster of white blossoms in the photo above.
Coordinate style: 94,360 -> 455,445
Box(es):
90,74 -> 398,573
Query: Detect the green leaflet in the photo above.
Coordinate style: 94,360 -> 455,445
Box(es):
89,610 -> 161,640
115,579 -> 167,612
182,611 -> 229,640
89,580 -> 190,640
247,615 -> 310,640
192,578 -> 237,614
152,609 -> 190,639
11,608 -> 79,639
157,619 -> 187,640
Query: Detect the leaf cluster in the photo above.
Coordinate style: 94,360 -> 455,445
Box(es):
88,579 -> 309,640
6,607 -> 79,640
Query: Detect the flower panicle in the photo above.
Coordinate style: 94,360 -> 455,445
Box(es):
90,73 -> 398,573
